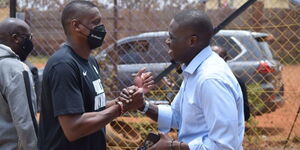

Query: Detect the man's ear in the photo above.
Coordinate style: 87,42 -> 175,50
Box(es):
189,35 -> 198,47
11,34 -> 20,44
71,19 -> 81,32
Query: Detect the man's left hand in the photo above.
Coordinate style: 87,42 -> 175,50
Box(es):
133,68 -> 154,94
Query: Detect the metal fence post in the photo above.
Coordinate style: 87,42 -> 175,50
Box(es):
9,0 -> 16,18
112,0 -> 119,97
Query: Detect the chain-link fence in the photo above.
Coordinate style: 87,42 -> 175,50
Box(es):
0,0 -> 9,21
4,0 -> 299,149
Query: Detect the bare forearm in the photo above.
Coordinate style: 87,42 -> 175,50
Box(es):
76,105 -> 120,134
59,104 -> 121,141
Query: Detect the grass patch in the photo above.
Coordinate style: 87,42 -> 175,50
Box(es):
247,83 -> 267,115
27,56 -> 49,65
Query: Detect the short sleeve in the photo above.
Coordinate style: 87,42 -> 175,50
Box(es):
49,63 -> 85,117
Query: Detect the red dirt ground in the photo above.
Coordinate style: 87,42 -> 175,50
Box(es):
256,65 -> 300,135
251,65 -> 300,149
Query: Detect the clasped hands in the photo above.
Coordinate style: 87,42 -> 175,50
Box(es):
116,68 -> 154,113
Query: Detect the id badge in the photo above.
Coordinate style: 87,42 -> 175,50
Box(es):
93,79 -> 104,94
94,94 -> 106,110
93,79 -> 106,110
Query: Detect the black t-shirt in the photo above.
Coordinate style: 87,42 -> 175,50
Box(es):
38,44 -> 107,150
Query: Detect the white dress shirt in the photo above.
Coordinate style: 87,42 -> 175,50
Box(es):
157,46 -> 245,150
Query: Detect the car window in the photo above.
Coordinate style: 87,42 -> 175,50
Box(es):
257,41 -> 274,59
118,38 -> 170,64
211,36 -> 242,60
118,40 -> 149,64
148,38 -> 170,63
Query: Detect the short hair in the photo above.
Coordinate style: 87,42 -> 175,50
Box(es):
173,9 -> 213,42
61,1 -> 97,34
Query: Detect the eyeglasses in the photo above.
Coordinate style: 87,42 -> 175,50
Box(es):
19,33 -> 33,40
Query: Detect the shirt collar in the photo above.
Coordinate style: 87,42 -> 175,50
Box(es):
182,46 -> 212,75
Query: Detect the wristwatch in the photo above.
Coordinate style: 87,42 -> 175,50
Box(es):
141,100 -> 150,114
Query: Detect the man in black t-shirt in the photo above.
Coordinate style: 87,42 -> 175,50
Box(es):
38,1 -> 153,150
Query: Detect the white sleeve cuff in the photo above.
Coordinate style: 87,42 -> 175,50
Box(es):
157,105 -> 173,133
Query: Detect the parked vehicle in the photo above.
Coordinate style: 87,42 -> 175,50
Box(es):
96,30 -> 284,115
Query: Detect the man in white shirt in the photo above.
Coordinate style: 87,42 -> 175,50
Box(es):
128,9 -> 245,150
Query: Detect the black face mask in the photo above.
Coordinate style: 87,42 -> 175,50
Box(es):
18,37 -> 34,61
84,24 -> 106,50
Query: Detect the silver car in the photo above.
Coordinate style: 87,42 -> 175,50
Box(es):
96,30 -> 284,115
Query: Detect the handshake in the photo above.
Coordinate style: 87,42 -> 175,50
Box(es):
115,68 -> 154,114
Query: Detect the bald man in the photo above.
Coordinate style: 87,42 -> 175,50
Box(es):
128,9 -> 244,150
211,45 -> 229,61
38,1 -> 152,150
0,18 -> 37,150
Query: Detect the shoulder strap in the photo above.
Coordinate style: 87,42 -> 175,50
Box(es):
22,71 -> 38,137
0,55 -> 16,60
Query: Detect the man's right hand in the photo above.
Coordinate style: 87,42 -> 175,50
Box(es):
118,86 -> 159,121
118,86 -> 145,112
